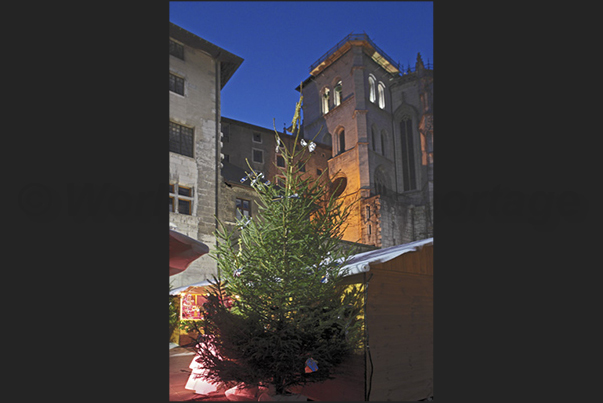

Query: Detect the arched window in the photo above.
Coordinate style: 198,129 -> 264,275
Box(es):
378,82 -> 385,109
371,126 -> 377,152
322,88 -> 330,114
400,117 -> 417,191
334,80 -> 342,106
368,75 -> 376,103
338,129 -> 345,155
380,130 -> 386,156
331,176 -> 347,199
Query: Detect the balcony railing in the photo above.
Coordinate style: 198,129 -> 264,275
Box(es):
309,32 -> 432,75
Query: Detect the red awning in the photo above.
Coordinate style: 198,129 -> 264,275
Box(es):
169,229 -> 210,276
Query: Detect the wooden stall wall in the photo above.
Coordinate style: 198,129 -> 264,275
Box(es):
366,244 -> 433,401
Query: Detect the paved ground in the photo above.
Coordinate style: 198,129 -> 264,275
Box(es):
169,343 -> 231,401
169,344 -> 198,401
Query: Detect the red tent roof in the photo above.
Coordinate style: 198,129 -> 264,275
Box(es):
169,229 -> 210,276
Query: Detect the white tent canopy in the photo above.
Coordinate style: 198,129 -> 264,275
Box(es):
169,279 -> 216,295
339,237 -> 433,277
169,238 -> 433,294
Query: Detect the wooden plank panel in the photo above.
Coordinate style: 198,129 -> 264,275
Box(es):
370,376 -> 433,401
373,244 -> 433,276
368,273 -> 432,295
363,247 -> 433,402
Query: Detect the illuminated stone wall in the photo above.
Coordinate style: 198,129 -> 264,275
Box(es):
299,37 -> 434,248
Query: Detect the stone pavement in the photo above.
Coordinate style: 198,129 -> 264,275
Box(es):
169,343 -> 198,401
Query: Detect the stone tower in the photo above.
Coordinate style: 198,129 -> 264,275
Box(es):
297,33 -> 433,247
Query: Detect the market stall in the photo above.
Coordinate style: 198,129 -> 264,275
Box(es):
291,237 -> 434,401
169,280 -> 215,345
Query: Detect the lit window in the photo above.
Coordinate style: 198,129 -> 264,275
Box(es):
169,73 -> 185,95
169,121 -> 194,158
334,81 -> 342,106
378,82 -> 386,109
322,88 -> 330,114
368,75 -> 376,103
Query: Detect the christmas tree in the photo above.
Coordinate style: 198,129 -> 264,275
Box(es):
196,94 -> 365,396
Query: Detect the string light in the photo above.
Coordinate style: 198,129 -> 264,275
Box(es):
250,172 -> 264,186
271,193 -> 299,202
300,139 -> 316,152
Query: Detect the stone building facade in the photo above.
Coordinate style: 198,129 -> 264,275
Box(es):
219,116 -> 377,255
169,23 -> 243,287
168,25 -> 431,289
219,117 -> 332,234
296,33 -> 433,247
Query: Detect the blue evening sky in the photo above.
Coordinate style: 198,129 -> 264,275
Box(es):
169,1 -> 433,131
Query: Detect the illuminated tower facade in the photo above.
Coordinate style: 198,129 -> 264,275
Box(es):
297,33 -> 433,247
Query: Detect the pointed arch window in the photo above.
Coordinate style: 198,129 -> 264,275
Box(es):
337,129 -> 346,155
371,126 -> 377,152
334,81 -> 342,106
322,88 -> 330,114
378,82 -> 386,109
368,75 -> 376,103
400,117 -> 417,191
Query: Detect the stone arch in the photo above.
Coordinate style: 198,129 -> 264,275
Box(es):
330,174 -> 347,199
333,125 -> 346,155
